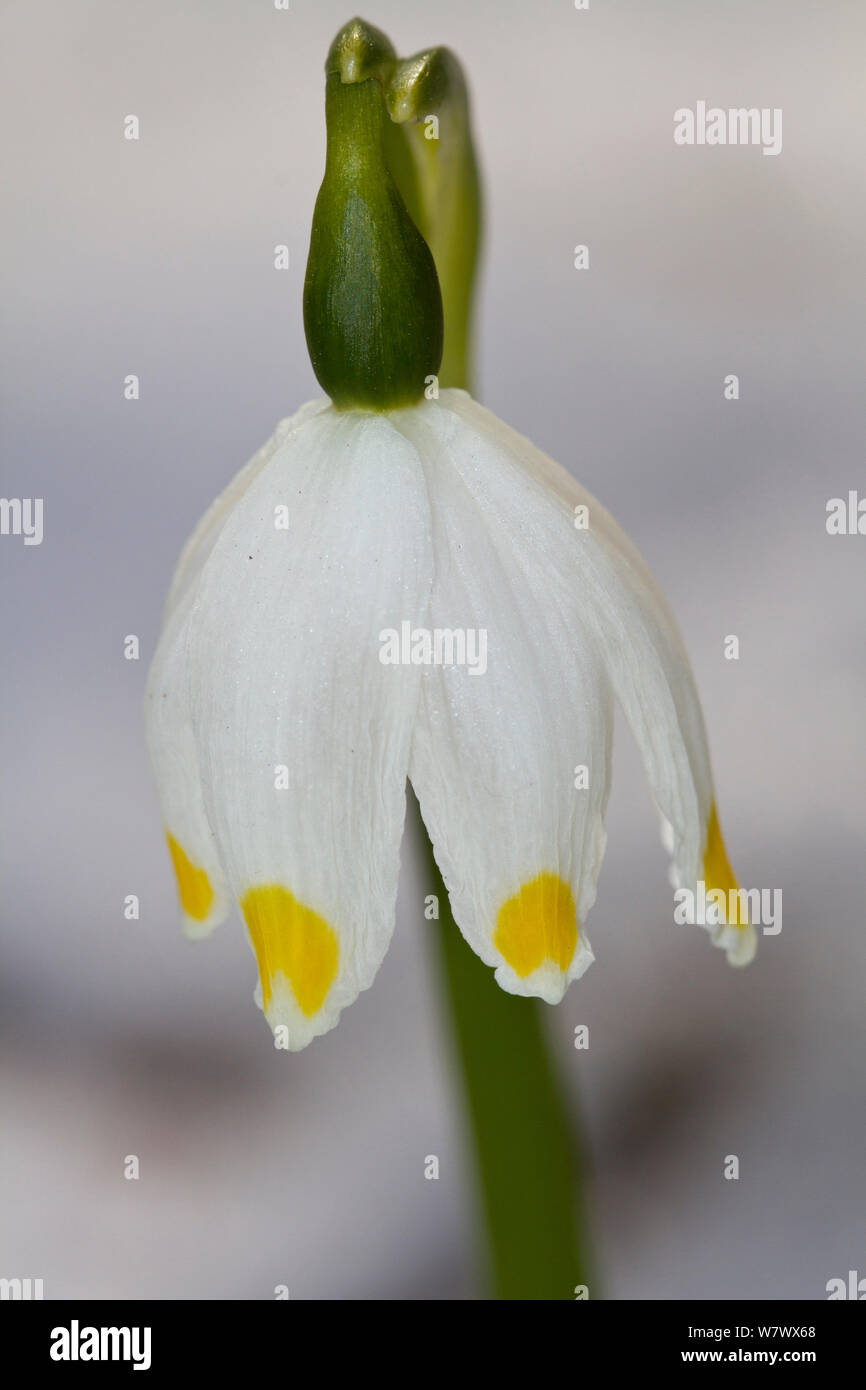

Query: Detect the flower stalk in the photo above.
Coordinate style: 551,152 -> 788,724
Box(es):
415,792 -> 590,1299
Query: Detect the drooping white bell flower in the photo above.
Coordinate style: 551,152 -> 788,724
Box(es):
145,19 -> 754,1051
146,388 -> 755,1050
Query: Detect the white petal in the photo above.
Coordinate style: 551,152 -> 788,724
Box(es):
438,390 -> 754,966
145,401 -> 328,939
145,598 -> 230,939
185,406 -> 433,1048
165,399 -> 330,620
393,400 -> 613,1004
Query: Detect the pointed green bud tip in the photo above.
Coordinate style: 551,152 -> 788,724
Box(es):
326,17 -> 395,85
304,20 -> 444,412
386,47 -> 465,125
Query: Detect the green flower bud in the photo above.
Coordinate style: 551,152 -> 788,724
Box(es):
303,19 -> 444,412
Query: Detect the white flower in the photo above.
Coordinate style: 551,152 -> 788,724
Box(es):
146,389 -> 755,1051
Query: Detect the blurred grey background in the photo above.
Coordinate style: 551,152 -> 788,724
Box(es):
1,0 -> 864,1299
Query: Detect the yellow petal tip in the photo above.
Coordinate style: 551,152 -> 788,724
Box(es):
703,803 -> 757,965
703,802 -> 748,922
241,884 -> 339,1018
166,834 -> 215,922
494,872 -> 578,978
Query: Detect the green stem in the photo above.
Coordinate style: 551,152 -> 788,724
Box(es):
412,794 -> 590,1299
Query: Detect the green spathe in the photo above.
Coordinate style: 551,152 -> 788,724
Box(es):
386,46 -> 481,391
303,58 -> 443,411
